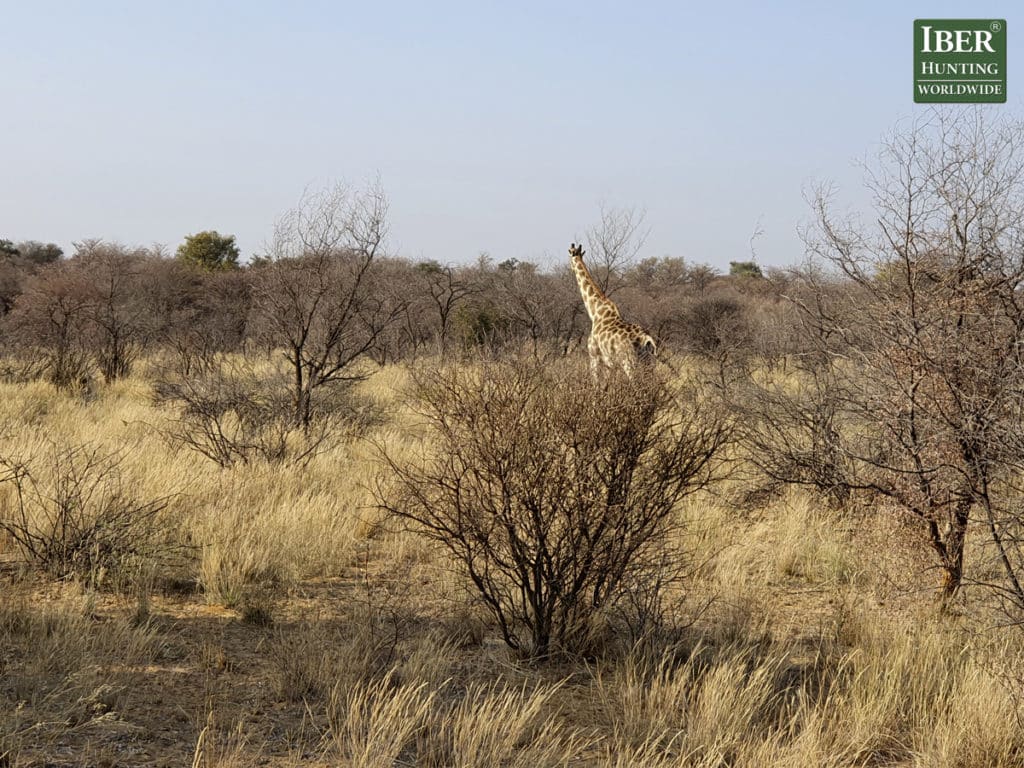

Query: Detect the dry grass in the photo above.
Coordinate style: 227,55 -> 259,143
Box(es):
771,492 -> 858,587
592,614 -> 1022,766
1,363 -> 1022,766
0,588 -> 163,764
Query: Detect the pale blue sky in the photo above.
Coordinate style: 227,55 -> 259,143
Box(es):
2,2 -> 1020,270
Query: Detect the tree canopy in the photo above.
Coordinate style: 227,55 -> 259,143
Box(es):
176,231 -> 240,271
729,260 -> 764,279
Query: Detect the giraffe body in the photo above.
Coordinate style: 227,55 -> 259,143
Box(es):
569,243 -> 656,377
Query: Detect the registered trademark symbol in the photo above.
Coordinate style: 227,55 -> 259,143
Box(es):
991,21 -> 1002,33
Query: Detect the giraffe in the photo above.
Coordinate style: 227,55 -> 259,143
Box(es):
568,242 -> 656,377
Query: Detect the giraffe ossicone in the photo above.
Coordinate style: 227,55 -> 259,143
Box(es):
568,242 -> 656,378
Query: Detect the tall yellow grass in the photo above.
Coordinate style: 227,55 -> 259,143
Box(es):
1,364 -> 1022,766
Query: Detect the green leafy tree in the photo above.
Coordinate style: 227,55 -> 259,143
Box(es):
176,231 -> 240,271
16,241 -> 63,265
729,260 -> 764,279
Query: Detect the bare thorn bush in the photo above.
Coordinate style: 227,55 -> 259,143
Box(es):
378,354 -> 732,658
0,444 -> 177,587
154,354 -> 371,468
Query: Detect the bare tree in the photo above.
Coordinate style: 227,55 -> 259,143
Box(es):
0,241 -> 62,318
383,259 -> 481,358
142,259 -> 251,377
0,259 -> 25,318
495,261 -> 582,357
418,260 -> 478,350
585,204 -> 649,294
250,181 -> 402,429
3,242 -> 164,386
744,110 -> 1024,603
74,240 -> 155,382
4,262 -> 94,390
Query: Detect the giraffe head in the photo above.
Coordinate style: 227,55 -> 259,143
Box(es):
568,242 -> 586,262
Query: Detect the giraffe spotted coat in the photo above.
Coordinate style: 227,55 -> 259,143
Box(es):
568,242 -> 656,376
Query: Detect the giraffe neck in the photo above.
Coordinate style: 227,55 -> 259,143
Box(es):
571,257 -> 618,322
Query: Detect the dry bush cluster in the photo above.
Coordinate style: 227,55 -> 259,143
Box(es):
378,356 -> 730,657
151,356 -> 374,469
0,444 -> 178,587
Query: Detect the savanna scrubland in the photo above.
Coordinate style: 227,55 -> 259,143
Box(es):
3,111 -> 1024,767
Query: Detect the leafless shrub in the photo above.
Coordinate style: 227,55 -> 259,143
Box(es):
494,261 -> 583,359
2,241 -> 161,389
377,354 -> 731,658
146,261 -> 251,377
0,444 -> 176,587
727,329 -> 852,507
683,295 -> 748,356
0,353 -> 49,384
0,241 -> 61,322
381,258 -> 482,359
153,355 -> 364,468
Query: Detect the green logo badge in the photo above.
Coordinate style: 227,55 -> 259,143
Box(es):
914,19 -> 1006,103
